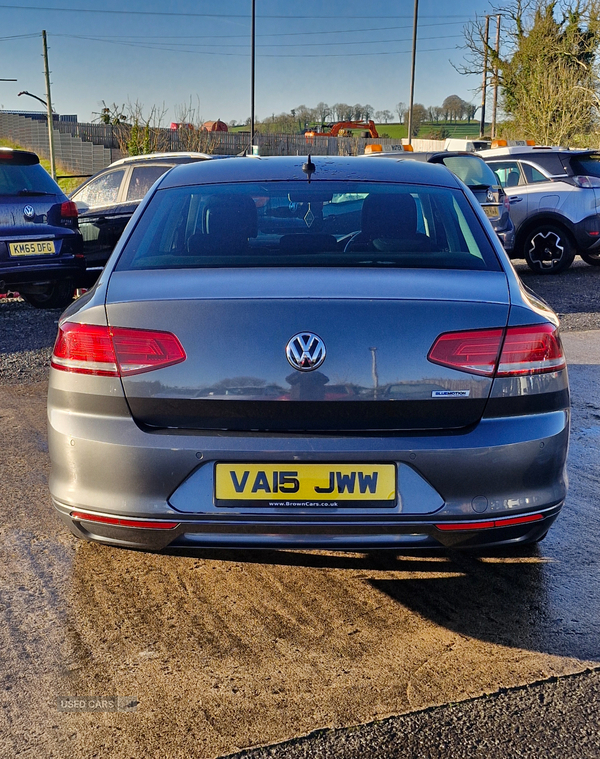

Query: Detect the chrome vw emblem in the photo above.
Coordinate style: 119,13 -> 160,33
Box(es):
286,332 -> 326,372
486,189 -> 495,202
23,205 -> 35,220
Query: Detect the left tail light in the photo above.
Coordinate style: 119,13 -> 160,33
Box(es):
60,201 -> 78,219
428,324 -> 565,377
51,322 -> 186,377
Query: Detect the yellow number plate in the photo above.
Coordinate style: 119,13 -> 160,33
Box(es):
9,241 -> 56,256
215,463 -> 396,507
483,206 -> 500,219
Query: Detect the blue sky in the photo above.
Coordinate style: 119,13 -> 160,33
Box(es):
0,1 -> 494,124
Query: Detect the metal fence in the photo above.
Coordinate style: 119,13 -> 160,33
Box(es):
1,112 -> 446,174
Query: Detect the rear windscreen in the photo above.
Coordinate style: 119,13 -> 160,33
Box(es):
0,160 -> 61,196
440,156 -> 500,189
570,154 -> 600,178
115,181 -> 501,272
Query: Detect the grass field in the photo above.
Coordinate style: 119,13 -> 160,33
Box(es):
0,138 -> 82,193
234,120 -> 486,140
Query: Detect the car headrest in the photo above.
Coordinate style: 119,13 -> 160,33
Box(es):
204,195 -> 258,239
361,193 -> 419,238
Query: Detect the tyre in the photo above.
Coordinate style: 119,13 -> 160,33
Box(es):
580,249 -> 600,267
522,224 -> 575,274
21,279 -> 76,309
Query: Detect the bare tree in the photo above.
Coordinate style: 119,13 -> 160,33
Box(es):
395,101 -> 407,122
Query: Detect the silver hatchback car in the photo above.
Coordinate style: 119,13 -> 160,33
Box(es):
48,156 -> 569,551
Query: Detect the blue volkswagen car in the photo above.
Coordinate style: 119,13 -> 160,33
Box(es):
48,156 -> 569,551
0,148 -> 84,308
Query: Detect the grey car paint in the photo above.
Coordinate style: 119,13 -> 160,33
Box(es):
48,156 -> 569,551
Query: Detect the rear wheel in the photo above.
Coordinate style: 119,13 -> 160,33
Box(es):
522,224 -> 575,274
580,249 -> 600,266
21,279 -> 76,309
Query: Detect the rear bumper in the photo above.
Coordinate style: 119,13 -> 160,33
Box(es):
0,259 -> 85,289
53,501 -> 562,551
48,371 -> 569,551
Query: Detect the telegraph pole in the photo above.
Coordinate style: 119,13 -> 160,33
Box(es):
250,0 -> 256,152
42,30 -> 56,179
479,15 -> 490,139
406,0 -> 419,146
491,14 -> 501,139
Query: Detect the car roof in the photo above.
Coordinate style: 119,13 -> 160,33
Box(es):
108,151 -> 221,167
158,155 -> 461,189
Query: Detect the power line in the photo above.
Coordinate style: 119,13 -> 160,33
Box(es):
53,32 -> 463,50
0,3 -> 471,19
49,21 -> 468,40
49,34 -> 459,57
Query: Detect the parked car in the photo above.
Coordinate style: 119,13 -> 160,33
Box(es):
360,150 -> 515,253
70,152 -> 230,282
480,145 -> 600,273
48,156 -> 569,552
0,148 -> 84,308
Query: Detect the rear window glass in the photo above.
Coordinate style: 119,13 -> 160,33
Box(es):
570,154 -> 600,178
115,181 -> 501,272
126,165 -> 172,201
439,156 -> 500,189
0,161 -> 60,196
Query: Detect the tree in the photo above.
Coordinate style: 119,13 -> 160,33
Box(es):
395,101 -> 407,122
459,0 -> 600,144
442,94 -> 468,121
93,101 -> 127,125
405,103 -> 427,136
315,101 -> 330,125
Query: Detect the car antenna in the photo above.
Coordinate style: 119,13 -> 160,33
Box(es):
302,155 -> 316,183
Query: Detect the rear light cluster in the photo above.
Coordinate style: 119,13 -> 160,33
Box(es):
573,175 -> 600,189
60,201 -> 78,218
428,324 -> 565,377
51,322 -> 186,377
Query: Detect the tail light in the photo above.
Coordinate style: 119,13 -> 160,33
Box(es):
428,324 -> 565,377
51,322 -> 186,376
60,201 -> 78,218
573,175 -> 600,189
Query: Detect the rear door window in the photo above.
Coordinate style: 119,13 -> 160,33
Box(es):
116,181 -> 501,272
521,163 -> 548,183
125,165 -> 172,201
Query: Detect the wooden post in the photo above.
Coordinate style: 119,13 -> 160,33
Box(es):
42,31 -> 56,179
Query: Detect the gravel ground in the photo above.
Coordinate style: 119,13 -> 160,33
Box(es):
2,258 -> 600,385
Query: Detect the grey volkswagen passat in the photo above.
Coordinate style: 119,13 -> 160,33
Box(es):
48,156 -> 569,551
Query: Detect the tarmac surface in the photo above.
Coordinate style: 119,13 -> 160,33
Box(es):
1,261 -> 600,758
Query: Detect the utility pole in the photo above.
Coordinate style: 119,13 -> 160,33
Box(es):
42,31 -> 56,179
479,15 -> 490,139
406,0 -> 419,146
250,0 -> 256,153
491,14 -> 501,139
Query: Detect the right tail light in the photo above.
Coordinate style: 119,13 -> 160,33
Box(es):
428,324 -> 565,377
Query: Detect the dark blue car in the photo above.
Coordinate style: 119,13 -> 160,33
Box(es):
0,148 -> 84,308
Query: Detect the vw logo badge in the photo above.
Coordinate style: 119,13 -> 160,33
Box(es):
23,205 -> 35,220
486,189 -> 495,203
286,332 -> 326,372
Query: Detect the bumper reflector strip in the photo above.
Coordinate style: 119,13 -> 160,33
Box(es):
435,513 -> 544,531
71,511 -> 179,530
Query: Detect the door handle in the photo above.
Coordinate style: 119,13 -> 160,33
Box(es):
508,196 -> 523,203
